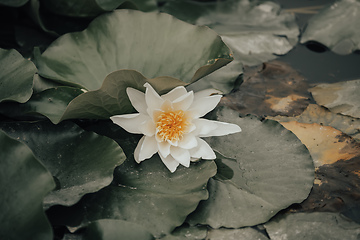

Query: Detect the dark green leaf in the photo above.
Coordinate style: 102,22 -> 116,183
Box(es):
49,157 -> 217,238
0,48 -> 36,103
0,120 -> 126,208
0,86 -> 83,123
187,107 -> 314,228
0,0 -> 28,7
36,10 -> 233,90
0,130 -> 55,240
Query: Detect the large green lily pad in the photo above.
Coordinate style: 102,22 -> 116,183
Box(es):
207,227 -> 269,240
0,131 -> 55,240
83,219 -> 154,240
0,120 -> 126,208
265,212 -> 360,240
0,48 -> 36,103
309,79 -> 360,119
301,0 -> 360,55
0,0 -> 28,7
48,156 -> 217,238
36,9 -> 233,91
187,107 -> 314,228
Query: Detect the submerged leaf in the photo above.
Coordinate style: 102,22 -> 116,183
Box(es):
301,0 -> 360,54
36,9 -> 232,91
221,61 -> 310,117
187,107 -> 314,228
309,79 -> 360,119
0,131 -> 55,240
277,121 -> 360,223
0,48 -> 36,103
268,104 -> 360,141
0,120 -> 126,208
265,212 -> 360,240
279,122 -> 360,167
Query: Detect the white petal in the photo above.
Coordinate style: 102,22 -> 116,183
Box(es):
110,113 -> 150,134
159,153 -> 180,173
126,87 -> 147,114
190,138 -> 216,159
199,120 -> 241,137
172,91 -> 194,111
144,83 -> 164,114
192,118 -> 218,136
134,136 -> 146,163
178,133 -> 198,149
157,141 -> 171,158
161,86 -> 188,101
170,146 -> 191,167
188,95 -> 222,118
138,119 -> 156,136
138,136 -> 158,161
193,89 -> 222,99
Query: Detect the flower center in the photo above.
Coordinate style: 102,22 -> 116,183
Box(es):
156,110 -> 189,142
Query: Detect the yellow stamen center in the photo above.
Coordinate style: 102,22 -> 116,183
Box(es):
156,110 -> 189,142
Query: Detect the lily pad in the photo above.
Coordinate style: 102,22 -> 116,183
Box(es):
48,156 -> 217,238
187,107 -> 314,228
161,225 -> 207,240
41,0 -> 127,17
41,0 -> 156,18
36,9 -> 233,91
309,79 -> 360,119
265,212 -> 360,240
0,48 -> 36,103
0,130 -> 55,240
207,227 -> 269,240
301,0 -> 360,55
0,120 -> 126,208
0,0 -> 28,7
268,104 -> 360,141
162,0 -> 299,67
83,219 -> 154,240
0,86 -> 84,123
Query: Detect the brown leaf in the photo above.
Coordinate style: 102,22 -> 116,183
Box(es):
221,61 -> 310,117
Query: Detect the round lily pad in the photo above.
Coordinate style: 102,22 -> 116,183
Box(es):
0,120 -> 126,208
187,107 -> 314,228
0,130 -> 55,240
48,156 -> 217,238
36,9 -> 233,91
0,48 -> 36,103
265,212 -> 360,240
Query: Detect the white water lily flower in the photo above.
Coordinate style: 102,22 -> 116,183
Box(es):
111,83 -> 241,172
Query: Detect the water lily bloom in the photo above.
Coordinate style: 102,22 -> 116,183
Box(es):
111,83 -> 241,172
